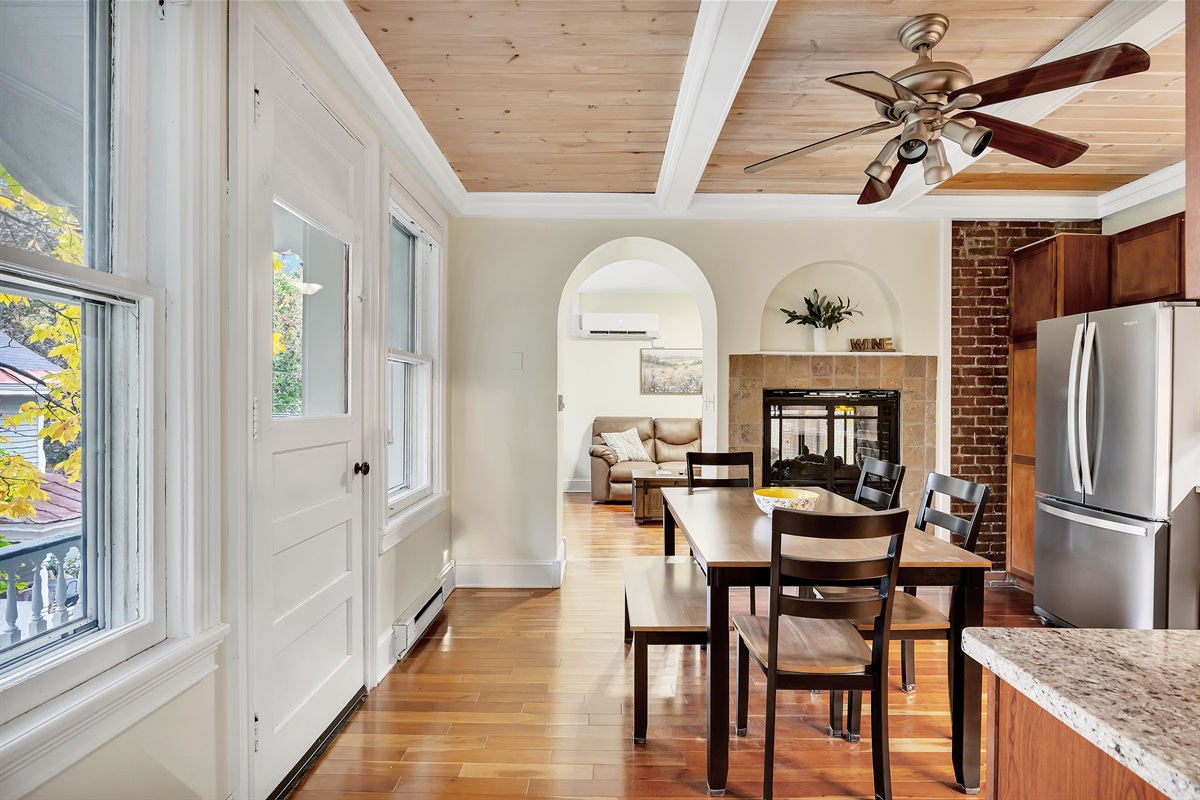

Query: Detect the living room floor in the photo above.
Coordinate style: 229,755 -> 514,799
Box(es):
289,494 -> 1041,799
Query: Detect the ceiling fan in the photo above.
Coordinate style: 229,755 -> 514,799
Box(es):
744,14 -> 1151,204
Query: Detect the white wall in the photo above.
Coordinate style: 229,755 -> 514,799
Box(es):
1102,190 -> 1186,234
449,218 -> 946,569
562,292 -> 702,488
26,675 -> 225,800
759,262 -> 904,353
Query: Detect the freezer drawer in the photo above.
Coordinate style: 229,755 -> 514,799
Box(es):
1033,497 -> 1168,629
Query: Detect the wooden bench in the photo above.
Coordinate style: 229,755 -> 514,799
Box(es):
622,555 -> 708,744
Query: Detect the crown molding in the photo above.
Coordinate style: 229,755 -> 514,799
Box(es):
655,0 -> 776,213
886,0 -> 1186,210
293,0 -> 468,216
1095,161 -> 1186,219
460,190 -> 1103,221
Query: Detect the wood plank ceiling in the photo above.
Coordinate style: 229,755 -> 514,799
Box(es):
345,0 -> 700,193
348,0 -> 1184,198
695,0 -> 1112,195
936,29 -> 1187,194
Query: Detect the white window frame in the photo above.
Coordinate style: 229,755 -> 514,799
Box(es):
379,166 -> 447,552
0,2 -> 227,794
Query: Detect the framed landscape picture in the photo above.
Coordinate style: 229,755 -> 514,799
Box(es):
640,348 -> 702,395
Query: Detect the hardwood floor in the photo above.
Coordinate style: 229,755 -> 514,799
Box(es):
292,494 -> 1043,799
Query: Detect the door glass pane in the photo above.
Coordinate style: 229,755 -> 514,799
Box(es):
389,219 -> 416,353
271,203 -> 348,418
0,0 -> 110,271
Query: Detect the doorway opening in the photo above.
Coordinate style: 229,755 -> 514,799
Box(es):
556,238 -> 717,560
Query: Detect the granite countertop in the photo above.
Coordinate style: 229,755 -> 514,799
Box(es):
964,628 -> 1200,800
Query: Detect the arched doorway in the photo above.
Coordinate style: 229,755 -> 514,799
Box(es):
555,238 -> 718,552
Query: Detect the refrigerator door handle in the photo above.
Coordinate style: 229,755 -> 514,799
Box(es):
1037,500 -> 1148,536
1078,321 -> 1097,495
1065,322 -> 1085,493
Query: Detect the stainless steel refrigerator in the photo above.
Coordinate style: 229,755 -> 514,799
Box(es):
1034,302 -> 1200,629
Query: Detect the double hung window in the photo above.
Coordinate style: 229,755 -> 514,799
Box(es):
0,0 -> 156,690
386,215 -> 435,515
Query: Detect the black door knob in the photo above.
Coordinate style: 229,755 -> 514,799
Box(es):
354,462 -> 370,476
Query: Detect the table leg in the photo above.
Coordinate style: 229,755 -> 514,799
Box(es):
706,571 -> 729,796
951,569 -> 984,794
663,503 -> 676,557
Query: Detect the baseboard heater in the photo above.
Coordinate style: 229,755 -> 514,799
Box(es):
393,578 -> 448,662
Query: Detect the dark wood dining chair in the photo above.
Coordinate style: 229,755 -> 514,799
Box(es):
733,506 -> 909,800
853,457 -> 906,511
835,472 -> 991,742
685,450 -> 757,611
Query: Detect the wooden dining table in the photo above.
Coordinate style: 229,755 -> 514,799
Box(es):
660,486 -> 992,797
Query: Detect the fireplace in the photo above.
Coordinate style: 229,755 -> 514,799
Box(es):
763,389 -> 900,495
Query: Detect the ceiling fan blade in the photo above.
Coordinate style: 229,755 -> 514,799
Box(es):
744,120 -> 897,174
827,71 -> 925,106
950,43 -> 1150,108
961,111 -> 1088,168
857,160 -> 907,205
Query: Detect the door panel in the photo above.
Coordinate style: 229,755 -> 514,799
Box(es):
1007,461 -> 1036,581
1011,240 -> 1057,337
1035,314 -> 1085,504
1034,497 -> 1166,629
251,33 -> 366,799
1010,343 -> 1037,458
1083,304 -> 1169,519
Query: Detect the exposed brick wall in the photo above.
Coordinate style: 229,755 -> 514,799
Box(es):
951,220 -> 1102,569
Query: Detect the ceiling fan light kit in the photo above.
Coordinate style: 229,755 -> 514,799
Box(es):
744,13 -> 1152,204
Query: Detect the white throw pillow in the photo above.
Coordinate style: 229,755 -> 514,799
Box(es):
600,428 -> 651,463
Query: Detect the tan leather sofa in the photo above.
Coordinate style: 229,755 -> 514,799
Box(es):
588,416 -> 701,502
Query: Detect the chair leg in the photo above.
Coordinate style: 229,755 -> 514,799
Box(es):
901,586 -> 918,692
845,690 -> 862,743
828,690 -> 843,737
870,682 -> 893,800
763,669 -> 778,800
736,636 -> 750,737
901,639 -> 916,693
633,633 -> 647,745
749,587 -> 756,615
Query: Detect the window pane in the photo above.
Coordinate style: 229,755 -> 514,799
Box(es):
387,358 -> 409,496
0,0 -> 110,270
388,219 -> 416,353
0,279 -> 139,668
272,203 -> 348,418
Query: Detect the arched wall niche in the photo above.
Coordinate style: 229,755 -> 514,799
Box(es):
759,260 -> 904,352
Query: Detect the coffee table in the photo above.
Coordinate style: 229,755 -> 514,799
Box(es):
630,468 -> 688,524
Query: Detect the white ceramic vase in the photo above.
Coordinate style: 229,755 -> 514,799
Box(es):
812,327 -> 829,353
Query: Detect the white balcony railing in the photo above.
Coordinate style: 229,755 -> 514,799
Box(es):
0,529 -> 84,649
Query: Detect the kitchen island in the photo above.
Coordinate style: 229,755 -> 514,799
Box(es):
964,628 -> 1200,800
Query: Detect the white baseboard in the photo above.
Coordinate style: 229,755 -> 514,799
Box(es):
454,559 -> 564,589
375,562 -> 455,683
562,479 -> 590,493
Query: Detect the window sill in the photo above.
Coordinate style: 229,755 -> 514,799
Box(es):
380,491 -> 448,554
0,623 -> 230,798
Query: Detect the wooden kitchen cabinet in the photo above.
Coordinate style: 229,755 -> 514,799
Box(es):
1006,233 -> 1108,588
1111,213 -> 1192,304
1006,342 -> 1037,587
1010,234 -> 1111,338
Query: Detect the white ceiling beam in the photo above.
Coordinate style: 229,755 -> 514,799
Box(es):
884,0 -> 1185,214
655,0 -> 776,213
293,1 -> 469,216
1095,161 -> 1186,218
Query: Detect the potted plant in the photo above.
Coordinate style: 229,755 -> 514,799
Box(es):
781,291 -> 861,352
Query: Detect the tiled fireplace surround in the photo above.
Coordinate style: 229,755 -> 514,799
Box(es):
728,353 -> 938,516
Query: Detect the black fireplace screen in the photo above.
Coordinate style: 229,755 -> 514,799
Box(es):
763,389 -> 900,496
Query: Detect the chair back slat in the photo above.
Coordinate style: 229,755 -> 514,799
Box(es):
778,593 -> 884,621
686,451 -> 754,489
853,457 -> 906,511
772,509 -> 906,541
915,472 -> 991,553
780,555 -> 894,582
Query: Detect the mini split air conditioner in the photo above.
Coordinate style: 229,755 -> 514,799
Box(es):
571,312 -> 660,340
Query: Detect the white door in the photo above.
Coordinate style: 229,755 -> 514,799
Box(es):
249,34 -> 367,798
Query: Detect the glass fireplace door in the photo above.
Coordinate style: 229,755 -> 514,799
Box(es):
765,390 -> 899,495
